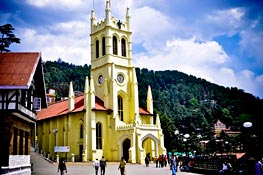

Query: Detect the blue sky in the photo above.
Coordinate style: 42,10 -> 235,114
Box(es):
1,0 -> 262,99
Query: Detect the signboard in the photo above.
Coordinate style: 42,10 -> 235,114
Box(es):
54,146 -> 70,152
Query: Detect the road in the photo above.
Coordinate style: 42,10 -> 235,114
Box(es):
30,148 -> 204,175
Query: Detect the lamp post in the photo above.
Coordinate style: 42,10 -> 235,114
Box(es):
52,128 -> 58,161
243,122 -> 254,175
184,134 -> 190,157
243,122 -> 252,154
52,128 -> 58,146
174,130 -> 179,153
224,141 -> 229,155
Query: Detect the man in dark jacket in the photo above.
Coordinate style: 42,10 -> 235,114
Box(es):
100,156 -> 107,175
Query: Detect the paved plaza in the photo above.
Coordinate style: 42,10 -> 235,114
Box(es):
31,149 -> 203,175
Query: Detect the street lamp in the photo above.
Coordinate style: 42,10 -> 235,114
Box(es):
183,134 -> 190,157
243,122 -> 252,154
52,128 -> 58,146
174,130 -> 180,152
52,128 -> 58,161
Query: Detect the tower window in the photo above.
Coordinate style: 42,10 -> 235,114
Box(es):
96,122 -> 102,149
102,37 -> 106,56
113,36 -> 118,55
118,96 -> 124,121
121,38 -> 126,57
96,40 -> 99,58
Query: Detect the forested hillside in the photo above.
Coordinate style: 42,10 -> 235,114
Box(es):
43,60 -> 263,152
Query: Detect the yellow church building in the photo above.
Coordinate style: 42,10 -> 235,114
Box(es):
37,1 -> 166,163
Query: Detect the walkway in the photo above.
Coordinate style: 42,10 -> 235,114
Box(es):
30,149 -> 203,175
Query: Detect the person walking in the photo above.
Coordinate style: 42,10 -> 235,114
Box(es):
170,154 -> 176,175
118,157 -> 126,175
100,156 -> 107,175
93,158 -> 100,175
255,159 -> 263,175
57,158 -> 67,175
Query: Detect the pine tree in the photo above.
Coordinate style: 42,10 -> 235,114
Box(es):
0,24 -> 20,53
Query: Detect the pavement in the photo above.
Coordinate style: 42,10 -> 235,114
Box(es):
30,148 -> 203,175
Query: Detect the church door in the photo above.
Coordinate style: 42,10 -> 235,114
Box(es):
123,139 -> 130,162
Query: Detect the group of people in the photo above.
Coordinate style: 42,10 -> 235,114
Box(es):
93,156 -> 127,175
92,156 -> 107,175
154,154 -> 168,168
58,156 -> 127,175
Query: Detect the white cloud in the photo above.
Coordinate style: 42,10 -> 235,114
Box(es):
134,37 -> 228,70
25,0 -> 87,9
133,37 -> 263,97
131,6 -> 174,49
17,20 -> 90,65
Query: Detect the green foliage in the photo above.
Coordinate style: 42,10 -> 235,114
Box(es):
0,24 -> 20,53
43,61 -> 263,152
43,59 -> 90,99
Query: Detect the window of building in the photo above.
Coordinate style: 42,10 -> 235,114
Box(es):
113,36 -> 118,55
19,129 -> 24,155
102,37 -> 106,56
25,131 -> 29,155
96,122 -> 102,149
118,96 -> 124,121
121,38 -> 126,57
80,124 -> 83,138
96,40 -> 99,58
13,127 -> 18,155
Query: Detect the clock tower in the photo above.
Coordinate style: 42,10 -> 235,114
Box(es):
90,1 -> 137,124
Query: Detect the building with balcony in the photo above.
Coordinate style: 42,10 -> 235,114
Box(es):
36,1 -> 166,164
0,52 -> 47,174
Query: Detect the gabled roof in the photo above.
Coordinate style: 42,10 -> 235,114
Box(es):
37,95 -> 110,121
0,52 -> 40,88
139,107 -> 151,115
37,95 -> 151,120
0,52 -> 47,108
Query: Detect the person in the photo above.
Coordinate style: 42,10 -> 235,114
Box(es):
57,158 -> 67,175
170,154 -> 176,175
164,155 -> 168,167
155,156 -> 159,168
100,156 -> 107,175
145,155 -> 149,167
219,162 -> 229,175
118,157 -> 126,175
255,159 -> 262,175
93,158 -> 100,175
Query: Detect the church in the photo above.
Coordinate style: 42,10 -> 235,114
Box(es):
37,1 -> 166,163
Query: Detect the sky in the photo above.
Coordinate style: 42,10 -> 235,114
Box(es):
0,0 -> 263,99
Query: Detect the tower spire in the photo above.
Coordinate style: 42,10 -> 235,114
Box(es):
105,0 -> 111,25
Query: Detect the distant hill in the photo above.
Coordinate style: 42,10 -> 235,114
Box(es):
43,60 -> 263,152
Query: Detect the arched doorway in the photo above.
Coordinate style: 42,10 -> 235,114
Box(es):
123,139 -> 130,162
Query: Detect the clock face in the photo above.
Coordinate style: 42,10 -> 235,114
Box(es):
117,74 -> 124,83
98,75 -> 103,84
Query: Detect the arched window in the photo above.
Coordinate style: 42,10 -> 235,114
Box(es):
96,122 -> 102,149
118,96 -> 123,121
113,36 -> 118,55
102,37 -> 106,56
80,124 -> 83,138
96,40 -> 99,58
121,38 -> 126,57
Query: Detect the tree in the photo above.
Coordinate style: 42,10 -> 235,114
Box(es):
0,24 -> 20,53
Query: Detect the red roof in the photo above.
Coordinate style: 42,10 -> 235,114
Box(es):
37,95 -> 151,120
0,52 -> 41,88
139,107 -> 151,115
37,95 -> 110,120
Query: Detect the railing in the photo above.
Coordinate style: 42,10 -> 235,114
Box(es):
117,123 -> 158,130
